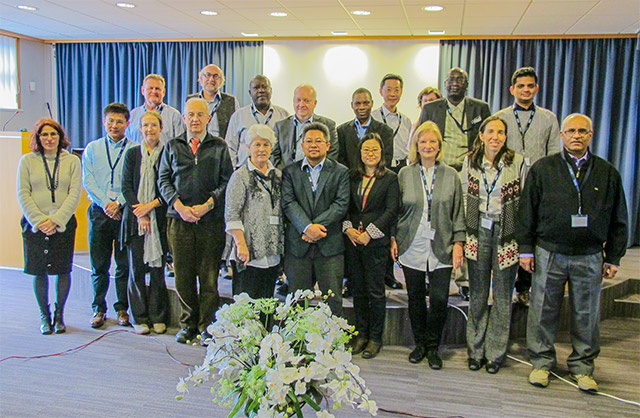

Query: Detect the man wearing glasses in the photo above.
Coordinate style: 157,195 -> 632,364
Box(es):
187,64 -> 239,139
517,113 -> 628,393
281,122 -> 350,316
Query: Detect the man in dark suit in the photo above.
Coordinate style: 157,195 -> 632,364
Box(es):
337,87 -> 394,169
281,121 -> 350,316
419,67 -> 491,301
419,67 -> 491,172
272,84 -> 339,169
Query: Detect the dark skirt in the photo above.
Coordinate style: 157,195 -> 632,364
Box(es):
21,215 -> 77,276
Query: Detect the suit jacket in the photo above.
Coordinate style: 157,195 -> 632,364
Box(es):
271,114 -> 339,169
281,158 -> 350,258
337,119 -> 394,170
345,169 -> 398,248
419,97 -> 491,151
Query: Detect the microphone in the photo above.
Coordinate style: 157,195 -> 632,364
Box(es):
2,110 -> 21,131
46,102 -> 53,118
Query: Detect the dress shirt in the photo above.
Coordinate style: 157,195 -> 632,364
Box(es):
198,91 -> 240,137
300,157 -> 326,233
371,106 -> 411,162
82,135 -> 136,208
442,100 -> 468,169
478,156 -> 504,216
569,149 -> 590,170
354,117 -> 371,140
293,116 -> 314,162
125,103 -> 185,145
225,103 -> 290,167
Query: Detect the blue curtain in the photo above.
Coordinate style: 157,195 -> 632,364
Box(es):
55,40 -> 263,148
439,38 -> 639,246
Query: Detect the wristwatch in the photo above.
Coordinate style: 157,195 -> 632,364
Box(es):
207,199 -> 214,210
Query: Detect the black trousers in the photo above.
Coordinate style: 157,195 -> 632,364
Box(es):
514,266 -> 532,292
88,204 -> 129,314
126,234 -> 169,325
231,262 -> 279,299
348,245 -> 387,342
403,265 -> 452,349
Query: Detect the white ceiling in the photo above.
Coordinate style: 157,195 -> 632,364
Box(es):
0,0 -> 638,41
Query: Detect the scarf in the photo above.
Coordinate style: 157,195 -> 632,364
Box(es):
138,144 -> 163,267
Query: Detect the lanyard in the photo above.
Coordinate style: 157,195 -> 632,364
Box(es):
380,109 -> 401,139
480,164 -> 503,212
563,156 -> 592,214
304,165 -> 317,192
357,175 -> 375,208
41,152 -> 60,204
206,96 -> 221,126
446,103 -> 469,134
252,170 -> 276,209
420,164 -> 438,222
252,107 -> 273,125
105,138 -> 127,189
353,121 -> 369,140
513,105 -> 536,149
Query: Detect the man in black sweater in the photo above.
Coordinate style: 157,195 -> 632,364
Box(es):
516,113 -> 628,393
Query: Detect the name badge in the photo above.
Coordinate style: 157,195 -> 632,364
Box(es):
269,216 -> 280,225
571,214 -> 588,228
481,217 -> 494,230
107,190 -> 118,200
525,157 -> 531,166
424,227 -> 436,240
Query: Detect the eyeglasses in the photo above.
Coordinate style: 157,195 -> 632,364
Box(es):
39,132 -> 59,138
446,76 -> 467,84
303,139 -> 327,145
361,148 -> 381,154
563,128 -> 591,136
202,72 -> 222,81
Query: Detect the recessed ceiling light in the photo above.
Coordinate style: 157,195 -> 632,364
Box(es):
332,31 -> 348,36
423,6 -> 444,12
242,33 -> 259,37
115,2 -> 135,8
200,10 -> 218,16
270,12 -> 287,17
16,5 -> 37,11
352,10 -> 370,16
428,30 -> 445,35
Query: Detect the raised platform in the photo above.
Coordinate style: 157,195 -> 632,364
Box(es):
67,251 -> 639,347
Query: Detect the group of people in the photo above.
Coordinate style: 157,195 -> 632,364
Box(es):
17,63 -> 628,393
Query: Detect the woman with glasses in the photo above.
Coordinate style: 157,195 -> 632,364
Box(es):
462,116 -> 527,374
391,121 -> 465,369
343,133 -> 399,359
17,119 -> 82,334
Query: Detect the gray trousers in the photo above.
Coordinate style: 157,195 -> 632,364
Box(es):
466,222 -> 518,363
527,246 -> 602,375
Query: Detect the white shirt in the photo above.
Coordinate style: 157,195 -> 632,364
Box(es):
371,105 -> 411,161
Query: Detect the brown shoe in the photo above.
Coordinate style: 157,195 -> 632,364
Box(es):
351,337 -> 368,355
361,341 -> 382,359
90,312 -> 105,328
117,310 -> 131,327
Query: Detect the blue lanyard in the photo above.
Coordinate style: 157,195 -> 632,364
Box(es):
104,138 -> 127,189
480,164 -> 503,212
563,156 -> 592,214
252,170 -> 276,209
420,164 -> 438,222
380,109 -> 401,139
206,96 -> 221,127
41,152 -> 60,203
513,105 -> 536,148
358,175 -> 375,208
446,102 -> 469,134
252,107 -> 273,125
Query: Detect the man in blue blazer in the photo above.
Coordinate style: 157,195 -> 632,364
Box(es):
272,84 -> 339,169
281,122 -> 350,316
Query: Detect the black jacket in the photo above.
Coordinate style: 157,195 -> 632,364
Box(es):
337,119 -> 394,170
516,150 -> 628,264
158,132 -> 233,223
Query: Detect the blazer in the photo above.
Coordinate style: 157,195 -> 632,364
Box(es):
395,162 -> 466,265
120,145 -> 167,250
337,118 -> 394,169
419,97 -> 491,151
271,114 -> 339,169
344,169 -> 399,248
281,158 -> 350,258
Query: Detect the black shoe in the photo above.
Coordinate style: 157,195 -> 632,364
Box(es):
468,358 -> 484,371
220,264 -> 233,281
200,330 -> 213,346
351,337 -> 368,355
385,276 -> 403,290
409,345 -> 427,363
486,361 -> 500,374
53,303 -> 66,334
276,281 -> 289,296
40,305 -> 53,335
426,350 -> 442,370
175,328 -> 198,344
459,286 -> 470,301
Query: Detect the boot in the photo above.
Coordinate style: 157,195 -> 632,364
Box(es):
53,303 -> 66,334
40,305 -> 53,335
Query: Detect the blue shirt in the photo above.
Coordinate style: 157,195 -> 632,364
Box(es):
301,157 -> 326,233
125,103 -> 185,145
354,117 -> 371,140
82,136 -> 136,208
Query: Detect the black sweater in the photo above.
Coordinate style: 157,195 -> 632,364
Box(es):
516,150 -> 628,265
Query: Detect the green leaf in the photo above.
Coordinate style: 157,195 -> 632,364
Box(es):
227,386 -> 248,418
300,394 -> 321,411
244,396 -> 260,416
287,388 -> 304,418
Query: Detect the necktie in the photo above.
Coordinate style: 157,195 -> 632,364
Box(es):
190,138 -> 200,155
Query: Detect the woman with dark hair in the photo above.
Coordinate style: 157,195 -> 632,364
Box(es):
391,121 -> 465,369
462,115 -> 527,374
343,132 -> 399,359
409,87 -> 442,140
17,118 -> 82,334
120,111 -> 169,335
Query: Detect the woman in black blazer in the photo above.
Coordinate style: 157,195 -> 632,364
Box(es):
343,133 -> 399,359
121,111 -> 169,335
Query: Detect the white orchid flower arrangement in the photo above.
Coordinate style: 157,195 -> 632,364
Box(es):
176,289 -> 378,417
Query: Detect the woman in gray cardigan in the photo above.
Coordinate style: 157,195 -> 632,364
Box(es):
391,121 -> 465,369
224,124 -> 284,299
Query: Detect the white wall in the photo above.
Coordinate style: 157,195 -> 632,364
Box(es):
0,39 -> 55,132
263,39 -> 439,127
